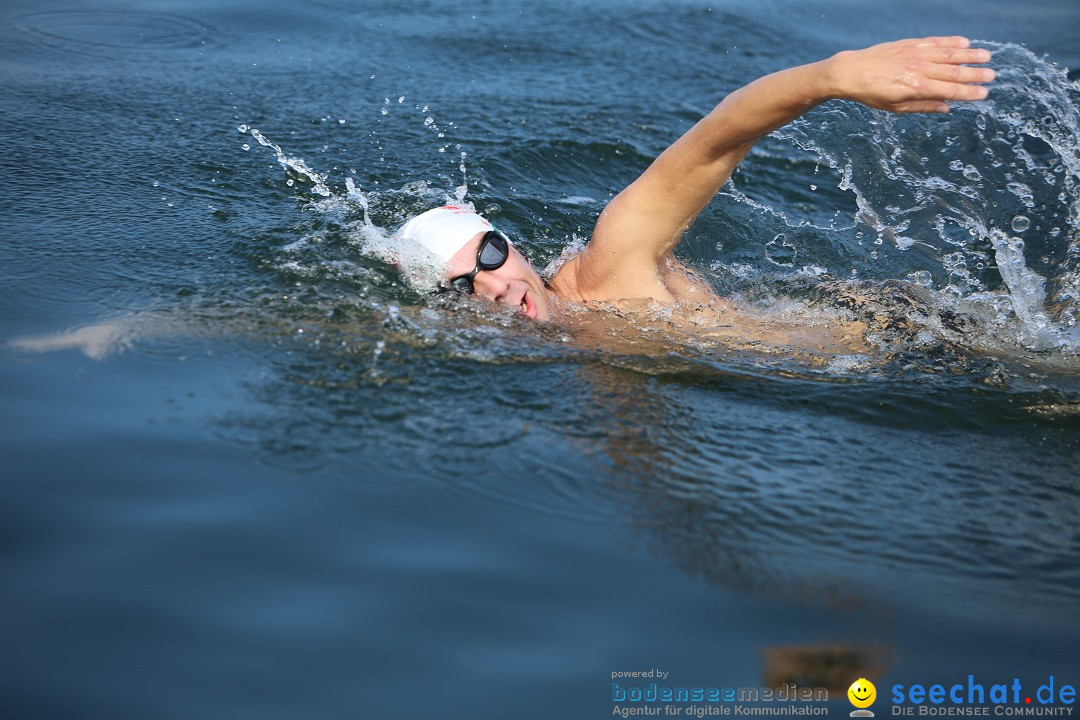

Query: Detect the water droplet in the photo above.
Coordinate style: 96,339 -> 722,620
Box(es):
764,233 -> 796,266
1010,215 -> 1031,233
152,180 -> 159,187
380,108 -> 388,115
484,203 -> 502,216
286,179 -> 294,187
237,124 -> 249,133
909,271 -> 932,287
338,118 -> 345,124
809,184 -> 817,191
241,143 -> 250,151
424,116 -> 434,126
397,96 -> 405,103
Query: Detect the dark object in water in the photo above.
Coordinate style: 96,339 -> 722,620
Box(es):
761,644 -> 891,694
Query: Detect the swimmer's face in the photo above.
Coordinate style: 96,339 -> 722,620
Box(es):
446,231 -> 553,321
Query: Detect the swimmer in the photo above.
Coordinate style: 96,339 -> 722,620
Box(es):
399,37 -> 996,330
8,38 -> 997,363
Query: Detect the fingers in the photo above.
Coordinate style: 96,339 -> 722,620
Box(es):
911,41 -> 995,106
924,62 -> 996,84
905,37 -> 992,66
910,36 -> 971,49
916,47 -> 992,67
897,101 -> 950,114
917,47 -> 995,105
921,77 -> 991,102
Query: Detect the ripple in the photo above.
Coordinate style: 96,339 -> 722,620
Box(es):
14,11 -> 214,56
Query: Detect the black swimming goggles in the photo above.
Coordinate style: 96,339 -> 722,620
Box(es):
443,228 -> 511,293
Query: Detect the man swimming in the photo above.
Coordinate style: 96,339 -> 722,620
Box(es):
401,37 -> 996,324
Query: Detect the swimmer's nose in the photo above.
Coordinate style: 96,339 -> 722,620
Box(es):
472,271 -> 510,302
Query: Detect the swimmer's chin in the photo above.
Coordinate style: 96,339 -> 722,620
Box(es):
522,289 -> 540,320
521,288 -> 563,323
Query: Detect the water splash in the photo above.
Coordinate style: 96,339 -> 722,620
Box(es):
240,122 -> 476,294
765,42 -> 1080,352
239,126 -> 332,197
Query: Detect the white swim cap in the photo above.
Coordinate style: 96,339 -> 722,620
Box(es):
398,205 -> 494,264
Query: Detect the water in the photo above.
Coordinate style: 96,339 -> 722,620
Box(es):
2,0 -> 1079,717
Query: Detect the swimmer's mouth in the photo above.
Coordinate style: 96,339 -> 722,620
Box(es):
520,291 -> 536,319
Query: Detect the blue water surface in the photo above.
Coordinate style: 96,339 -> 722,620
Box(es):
2,0 -> 1079,718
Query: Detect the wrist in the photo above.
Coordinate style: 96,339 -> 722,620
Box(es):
817,52 -> 851,102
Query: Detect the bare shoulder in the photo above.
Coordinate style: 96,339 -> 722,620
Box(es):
549,246 -> 678,304
547,253 -> 584,301
549,245 -> 724,307
657,255 -> 722,306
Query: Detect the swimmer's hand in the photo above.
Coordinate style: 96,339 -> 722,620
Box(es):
825,36 -> 995,114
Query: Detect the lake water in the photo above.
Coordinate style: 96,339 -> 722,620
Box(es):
2,0 -> 1079,717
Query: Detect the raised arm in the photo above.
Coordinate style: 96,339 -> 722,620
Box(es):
566,37 -> 994,302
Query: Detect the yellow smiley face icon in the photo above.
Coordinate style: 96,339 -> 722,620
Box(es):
848,678 -> 877,708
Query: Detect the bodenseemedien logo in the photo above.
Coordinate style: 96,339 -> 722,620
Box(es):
610,679 -> 830,717
849,678 -> 877,718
